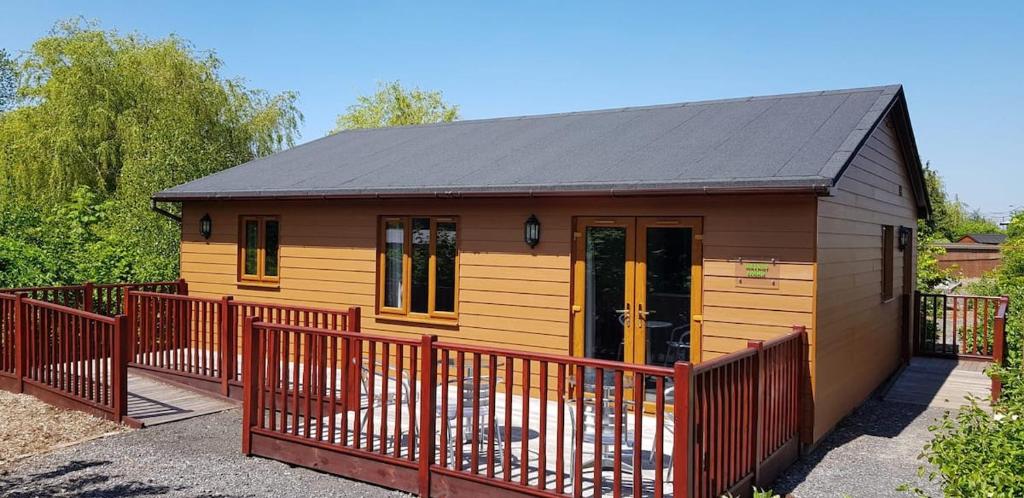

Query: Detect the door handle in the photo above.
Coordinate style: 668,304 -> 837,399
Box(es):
637,302 -> 655,322
615,304 -> 631,327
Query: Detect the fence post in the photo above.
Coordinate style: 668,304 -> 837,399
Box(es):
125,291 -> 136,363
673,361 -> 693,498
14,293 -> 25,393
112,314 -> 129,423
242,316 -> 260,456
345,306 -> 361,410
793,325 -> 811,448
748,339 -> 765,486
221,296 -> 235,397
991,297 -> 1009,403
177,278 -> 189,296
83,282 -> 94,314
911,290 -> 921,357
418,334 -> 438,497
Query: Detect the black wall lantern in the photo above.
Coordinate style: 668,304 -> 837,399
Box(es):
898,225 -> 911,251
200,214 -> 213,240
524,214 -> 541,248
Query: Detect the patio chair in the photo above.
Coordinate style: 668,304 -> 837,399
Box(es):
438,376 -> 506,471
649,385 -> 675,479
358,362 -> 416,453
665,326 -> 690,365
567,396 -> 636,485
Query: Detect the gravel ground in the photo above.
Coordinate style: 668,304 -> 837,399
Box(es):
1,395 -> 948,497
773,398 -> 946,498
0,390 -> 127,465
0,409 -> 406,497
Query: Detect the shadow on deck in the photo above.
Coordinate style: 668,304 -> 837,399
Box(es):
883,357 -> 991,409
127,372 -> 236,426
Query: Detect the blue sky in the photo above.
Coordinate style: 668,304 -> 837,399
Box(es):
2,1 -> 1021,217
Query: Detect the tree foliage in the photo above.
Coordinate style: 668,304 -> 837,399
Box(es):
920,162 -> 1002,243
0,48 -> 14,112
331,80 -> 458,133
910,211 -> 1024,496
915,162 -> 1004,290
0,20 -> 301,286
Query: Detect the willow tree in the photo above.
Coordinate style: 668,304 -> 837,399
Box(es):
331,80 -> 458,133
0,20 -> 301,284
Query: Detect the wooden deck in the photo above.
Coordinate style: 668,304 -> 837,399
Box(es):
884,357 -> 991,409
127,371 -> 236,426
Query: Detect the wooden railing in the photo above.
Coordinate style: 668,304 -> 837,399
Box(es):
242,316 -> 807,498
991,297 -> 1010,402
429,339 -> 678,498
0,295 -> 133,424
0,294 -> 17,381
127,291 -> 225,391
241,319 -> 419,493
914,292 -> 1006,359
0,280 -> 185,317
123,291 -> 360,399
227,299 -> 358,388
755,333 -> 804,468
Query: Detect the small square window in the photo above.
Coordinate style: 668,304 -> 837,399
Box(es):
239,216 -> 281,283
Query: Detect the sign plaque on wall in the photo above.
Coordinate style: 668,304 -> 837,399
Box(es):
734,258 -> 780,289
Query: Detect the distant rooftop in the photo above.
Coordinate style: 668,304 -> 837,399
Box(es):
959,233 -> 1007,245
155,84 -> 924,212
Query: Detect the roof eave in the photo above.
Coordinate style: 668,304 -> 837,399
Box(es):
152,182 -> 832,203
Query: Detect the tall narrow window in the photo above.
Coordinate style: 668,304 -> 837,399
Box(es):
411,218 -> 431,313
264,220 -> 280,277
384,220 -> 405,308
239,216 -> 281,283
435,221 -> 457,313
882,225 -> 894,301
378,216 -> 459,318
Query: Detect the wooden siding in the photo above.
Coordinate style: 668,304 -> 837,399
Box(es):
180,194 -> 817,369
814,113 -> 919,443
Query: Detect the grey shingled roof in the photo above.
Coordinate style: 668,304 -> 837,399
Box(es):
962,233 -> 1007,245
155,84 -> 921,205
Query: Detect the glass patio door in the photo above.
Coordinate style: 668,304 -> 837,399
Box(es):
572,217 -> 702,366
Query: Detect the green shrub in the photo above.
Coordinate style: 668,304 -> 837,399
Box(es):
906,397 -> 1024,497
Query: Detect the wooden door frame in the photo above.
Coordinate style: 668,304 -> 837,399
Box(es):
571,217 -> 636,359
634,216 -> 704,365
570,216 -> 704,364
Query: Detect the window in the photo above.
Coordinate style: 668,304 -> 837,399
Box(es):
239,216 -> 280,283
882,225 -> 894,301
379,216 -> 458,318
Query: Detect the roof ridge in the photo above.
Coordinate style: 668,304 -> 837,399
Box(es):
326,84 -> 904,135
814,85 -> 903,182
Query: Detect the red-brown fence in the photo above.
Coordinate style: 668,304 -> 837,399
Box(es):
242,316 -> 807,498
754,334 -> 803,474
241,319 -> 420,492
0,294 -> 17,383
914,292 -> 1006,359
227,299 -> 358,387
0,280 -> 184,317
673,328 -> 805,498
127,291 -> 225,393
123,291 -> 360,399
0,295 -> 134,424
991,297 -> 1010,401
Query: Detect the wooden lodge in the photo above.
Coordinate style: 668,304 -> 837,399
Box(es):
154,85 -> 929,447
5,85 -> 1014,497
